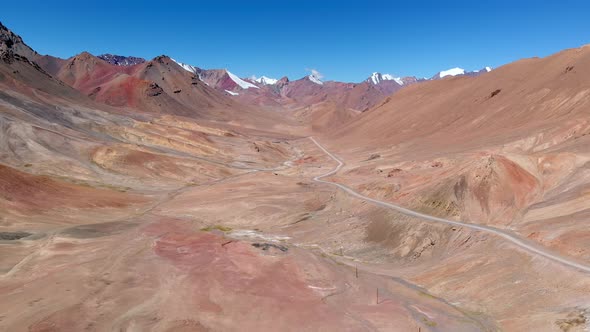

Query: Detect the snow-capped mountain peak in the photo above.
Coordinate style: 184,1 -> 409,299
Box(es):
171,58 -> 198,74
437,67 -> 465,78
308,74 -> 323,85
368,72 -> 404,86
227,70 -> 259,89
253,75 -> 278,85
432,66 -> 492,79
473,66 -> 493,74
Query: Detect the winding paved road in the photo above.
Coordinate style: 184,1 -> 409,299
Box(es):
310,137 -> 590,274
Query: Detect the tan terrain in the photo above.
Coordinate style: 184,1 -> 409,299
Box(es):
1,22 -> 589,331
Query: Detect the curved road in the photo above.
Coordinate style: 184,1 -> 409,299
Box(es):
310,137 -> 590,274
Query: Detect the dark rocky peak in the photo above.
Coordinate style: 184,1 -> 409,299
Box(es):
0,21 -> 38,59
97,54 -> 146,66
276,76 -> 290,87
152,55 -> 172,64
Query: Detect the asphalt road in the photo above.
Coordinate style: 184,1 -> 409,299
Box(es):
310,137 -> 590,274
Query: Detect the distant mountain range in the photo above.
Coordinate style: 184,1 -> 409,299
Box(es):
101,54 -> 491,98
0,19 -> 492,117
165,57 -> 491,113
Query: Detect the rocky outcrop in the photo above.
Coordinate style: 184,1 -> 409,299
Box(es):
97,54 -> 146,66
0,21 -> 38,60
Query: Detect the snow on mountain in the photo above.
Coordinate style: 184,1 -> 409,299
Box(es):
253,75 -> 278,85
369,72 -> 404,85
438,67 -> 465,78
227,70 -> 259,89
432,66 -> 492,79
473,67 -> 492,73
225,90 -> 239,96
308,74 -> 323,85
171,58 -> 198,74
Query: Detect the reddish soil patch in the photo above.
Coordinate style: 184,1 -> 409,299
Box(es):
294,156 -> 317,165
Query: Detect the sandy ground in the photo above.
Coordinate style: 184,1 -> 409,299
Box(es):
2,27 -> 590,331
1,127 -> 589,331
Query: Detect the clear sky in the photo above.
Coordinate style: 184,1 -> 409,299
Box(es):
3,0 -> 590,82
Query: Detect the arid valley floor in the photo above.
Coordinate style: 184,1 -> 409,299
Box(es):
1,21 -> 590,331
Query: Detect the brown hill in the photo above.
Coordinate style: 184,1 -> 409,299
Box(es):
54,53 -> 231,117
333,45 -> 590,152
326,44 -> 590,262
2,21 -> 590,332
50,52 -> 299,131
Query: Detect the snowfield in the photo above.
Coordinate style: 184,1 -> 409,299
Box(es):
254,75 -> 278,85
227,71 -> 259,89
171,58 -> 198,74
438,67 -> 465,78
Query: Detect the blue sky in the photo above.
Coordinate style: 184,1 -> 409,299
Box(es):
3,1 -> 590,82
